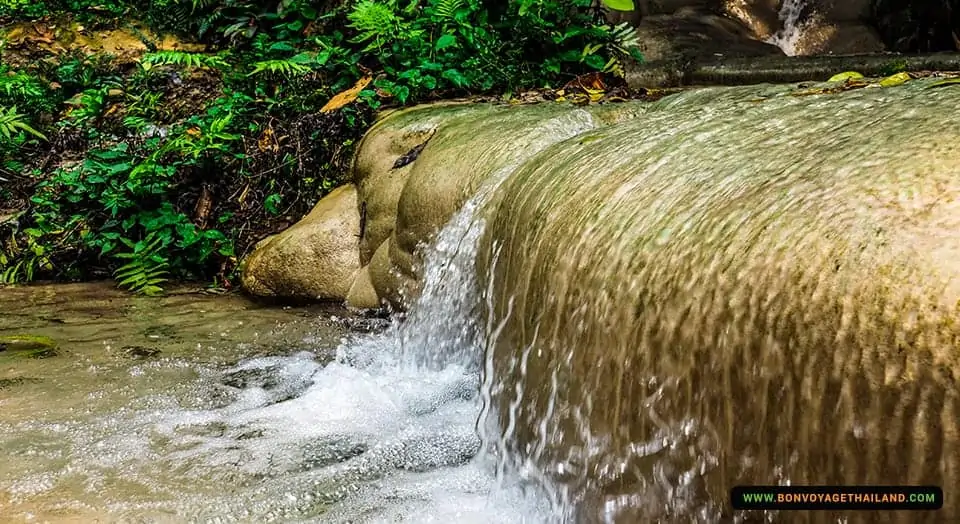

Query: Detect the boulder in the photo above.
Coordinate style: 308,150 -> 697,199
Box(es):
241,184 -> 363,302
349,102 -> 644,306
790,0 -> 885,55
345,265 -> 380,309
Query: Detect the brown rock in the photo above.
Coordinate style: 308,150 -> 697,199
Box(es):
241,184 -> 362,302
345,265 -> 380,309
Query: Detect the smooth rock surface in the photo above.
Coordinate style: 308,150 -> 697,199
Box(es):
241,184 -> 362,302
347,102 -> 646,307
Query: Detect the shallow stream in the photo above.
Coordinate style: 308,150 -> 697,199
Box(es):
0,236 -> 542,523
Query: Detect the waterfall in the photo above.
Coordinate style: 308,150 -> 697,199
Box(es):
7,80 -> 960,523
766,0 -> 808,56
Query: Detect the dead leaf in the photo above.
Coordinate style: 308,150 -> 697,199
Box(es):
185,127 -> 201,137
237,184 -> 250,206
194,185 -> 213,228
320,76 -> 372,113
392,130 -> 436,169
258,126 -> 277,153
563,72 -> 606,93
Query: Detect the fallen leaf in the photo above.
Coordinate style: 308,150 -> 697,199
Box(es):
929,78 -> 960,88
392,130 -> 437,169
194,185 -> 213,228
827,71 -> 864,83
320,76 -> 372,113
257,126 -> 277,153
879,71 -> 911,87
237,184 -> 250,205
563,72 -> 606,92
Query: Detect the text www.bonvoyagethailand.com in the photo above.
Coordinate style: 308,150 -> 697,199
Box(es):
731,486 -> 942,510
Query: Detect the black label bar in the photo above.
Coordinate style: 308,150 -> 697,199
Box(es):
731,485 -> 943,511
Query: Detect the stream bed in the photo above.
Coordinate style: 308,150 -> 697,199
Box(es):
0,281 -> 543,523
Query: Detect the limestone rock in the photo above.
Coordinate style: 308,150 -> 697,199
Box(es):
352,109 -> 440,264
723,0 -> 781,41
348,102 -> 640,306
241,184 -> 362,302
0,334 -> 58,358
345,265 -> 380,309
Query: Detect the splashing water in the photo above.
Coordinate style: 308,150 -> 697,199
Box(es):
766,0 -> 808,56
0,179 -> 552,523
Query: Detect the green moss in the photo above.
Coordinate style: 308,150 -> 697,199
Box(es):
0,334 -> 59,358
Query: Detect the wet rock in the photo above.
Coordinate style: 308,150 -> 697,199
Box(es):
345,264 -> 381,309
141,324 -> 180,341
630,11 -> 783,63
241,184 -> 364,303
220,354 -> 320,405
334,315 -> 391,334
295,437 -> 369,472
221,365 -> 284,390
478,81 -> 960,521
349,102 -> 643,307
0,334 -> 58,352
0,334 -> 59,358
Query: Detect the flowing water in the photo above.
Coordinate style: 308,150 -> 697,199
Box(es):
4,78 -> 960,523
766,0 -> 808,56
0,194 -> 549,522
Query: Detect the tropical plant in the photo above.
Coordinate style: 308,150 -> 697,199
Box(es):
112,232 -> 170,295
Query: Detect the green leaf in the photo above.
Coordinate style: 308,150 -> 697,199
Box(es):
264,194 -> 282,214
827,71 -> 865,83
435,34 -> 458,51
601,0 -> 635,11
584,53 -> 607,70
929,78 -> 960,88
879,72 -> 911,87
441,69 -> 468,87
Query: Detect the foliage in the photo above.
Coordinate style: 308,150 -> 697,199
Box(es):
0,106 -> 45,141
0,0 -> 639,294
112,231 -> 170,296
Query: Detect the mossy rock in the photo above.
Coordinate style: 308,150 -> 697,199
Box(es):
0,334 -> 59,358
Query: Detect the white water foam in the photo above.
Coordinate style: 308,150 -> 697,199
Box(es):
1,110 -> 607,523
766,0 -> 808,56
159,188 -> 550,522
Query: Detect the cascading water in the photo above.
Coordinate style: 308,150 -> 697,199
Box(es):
766,0 -> 808,56
6,79 -> 960,524
0,171 -> 554,522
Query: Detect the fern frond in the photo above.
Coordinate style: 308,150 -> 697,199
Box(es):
606,22 -> 642,56
602,56 -> 624,77
247,59 -> 312,77
111,232 -> 171,296
348,0 -> 403,50
0,106 -> 46,141
433,0 -> 464,21
0,71 -> 47,101
140,51 -> 229,70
